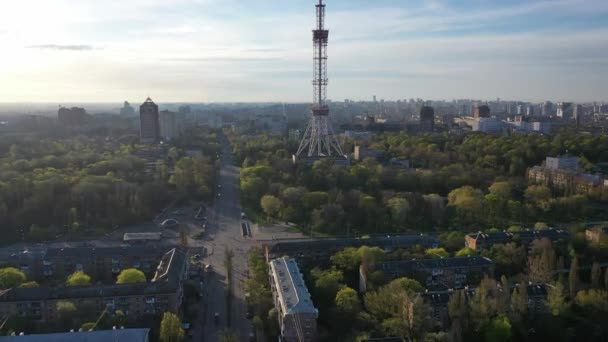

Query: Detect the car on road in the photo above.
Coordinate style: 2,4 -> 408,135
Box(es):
241,212 -> 246,219
204,264 -> 212,272
214,312 -> 220,325
160,218 -> 180,229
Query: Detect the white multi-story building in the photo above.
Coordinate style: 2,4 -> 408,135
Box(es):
269,257 -> 318,342
159,110 -> 178,141
471,117 -> 504,134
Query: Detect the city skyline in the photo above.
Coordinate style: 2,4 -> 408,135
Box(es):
1,0 -> 608,103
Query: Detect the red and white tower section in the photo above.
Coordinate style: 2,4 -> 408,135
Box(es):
295,0 -> 346,160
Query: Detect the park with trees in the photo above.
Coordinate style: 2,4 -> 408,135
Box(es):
0,126 -> 219,245
232,130 -> 608,237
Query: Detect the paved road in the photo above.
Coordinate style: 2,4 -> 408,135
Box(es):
197,133 -> 253,341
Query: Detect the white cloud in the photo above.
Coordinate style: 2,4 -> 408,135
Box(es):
0,0 -> 607,102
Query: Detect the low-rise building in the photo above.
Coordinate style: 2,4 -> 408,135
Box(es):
527,166 -> 603,195
465,228 -> 571,251
371,256 -> 494,291
40,246 -> 168,283
586,226 -> 608,245
354,145 -> 385,161
265,235 -> 439,262
546,155 -> 579,171
421,283 -> 549,329
0,248 -> 187,323
0,328 -> 150,342
269,257 -> 317,342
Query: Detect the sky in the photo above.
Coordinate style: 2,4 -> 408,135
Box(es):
0,0 -> 607,103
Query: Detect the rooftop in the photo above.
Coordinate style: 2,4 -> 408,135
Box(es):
268,235 -> 438,255
269,257 -> 317,316
380,256 -> 494,274
467,228 -> 571,242
123,232 -> 162,242
0,248 -> 187,302
44,246 -> 165,260
0,328 -> 150,342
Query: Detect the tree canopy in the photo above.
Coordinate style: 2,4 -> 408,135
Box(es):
66,271 -> 92,286
160,312 -> 185,342
0,267 -> 26,289
116,268 -> 146,284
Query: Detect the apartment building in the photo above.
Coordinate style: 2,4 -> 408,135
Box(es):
269,257 -> 318,342
0,248 -> 187,323
465,228 -> 571,251
371,256 -> 495,291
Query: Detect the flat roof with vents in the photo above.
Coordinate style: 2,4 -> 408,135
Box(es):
269,257 -> 317,316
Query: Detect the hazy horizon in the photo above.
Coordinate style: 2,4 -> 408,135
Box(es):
1,0 -> 607,103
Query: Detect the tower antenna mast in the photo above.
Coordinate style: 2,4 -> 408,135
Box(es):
295,0 -> 346,161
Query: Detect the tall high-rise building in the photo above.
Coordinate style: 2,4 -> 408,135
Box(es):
159,110 -> 178,141
473,104 -> 491,118
58,106 -> 88,126
420,106 -> 435,131
556,102 -> 572,119
120,101 -> 135,116
526,105 -> 535,116
139,97 -> 160,144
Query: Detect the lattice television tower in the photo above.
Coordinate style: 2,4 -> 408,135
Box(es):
294,0 -> 347,162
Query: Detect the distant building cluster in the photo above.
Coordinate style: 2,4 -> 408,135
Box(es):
58,106 -> 89,127
139,98 -> 181,144
361,256 -> 495,292
527,155 -> 608,196
465,228 -> 571,251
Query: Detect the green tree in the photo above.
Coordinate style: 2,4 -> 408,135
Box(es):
484,315 -> 512,342
455,247 -> 476,257
66,271 -> 92,286
389,277 -> 424,294
468,277 -> 497,330
331,247 -> 360,272
311,267 -> 345,305
591,262 -> 602,289
575,289 -> 608,312
425,247 -> 449,259
489,181 -> 513,199
56,300 -> 77,329
116,268 -> 146,284
260,194 -> 283,222
569,257 -> 579,299
509,285 -> 528,322
160,312 -> 185,342
388,197 -> 410,228
439,231 -> 466,252
335,287 -> 361,316
547,282 -> 569,316
0,267 -> 26,289
527,239 -> 556,283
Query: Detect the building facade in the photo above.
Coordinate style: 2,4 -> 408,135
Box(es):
0,248 -> 187,323
546,155 -> 579,171
465,228 -> 571,251
159,110 -> 178,141
139,98 -> 160,143
269,257 -> 318,342
58,107 -> 88,126
420,106 -> 435,132
372,256 -> 495,291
